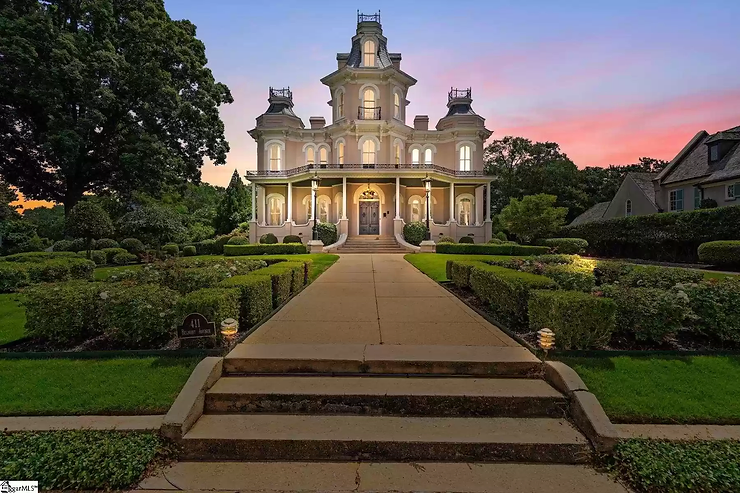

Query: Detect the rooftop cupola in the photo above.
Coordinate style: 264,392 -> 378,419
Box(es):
265,87 -> 297,117
356,10 -> 382,35
446,87 -> 476,117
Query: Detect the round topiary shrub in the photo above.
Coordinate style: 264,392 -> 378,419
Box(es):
402,221 -> 428,246
542,238 -> 589,255
95,238 -> 120,249
227,236 -> 249,245
259,233 -> 278,244
52,239 -> 74,252
112,251 -> 138,265
162,243 -> 179,257
120,238 -> 145,255
182,245 -> 197,256
283,235 -> 302,244
199,239 -> 218,255
495,231 -> 508,242
214,235 -> 232,254
316,222 -> 338,245
438,236 -> 455,243
698,241 -> 740,267
80,250 -> 107,265
459,236 -> 474,244
69,238 -> 89,252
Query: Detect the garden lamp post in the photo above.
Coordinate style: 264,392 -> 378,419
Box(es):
311,172 -> 321,241
422,174 -> 432,241
537,328 -> 555,360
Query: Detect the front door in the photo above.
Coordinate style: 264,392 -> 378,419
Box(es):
359,201 -> 380,235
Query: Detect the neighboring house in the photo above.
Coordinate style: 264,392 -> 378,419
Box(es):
570,125 -> 740,225
246,12 -> 494,245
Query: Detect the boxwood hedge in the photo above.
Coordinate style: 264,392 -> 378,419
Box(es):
435,243 -> 550,255
224,243 -> 307,255
698,240 -> 740,268
541,237 -> 588,255
219,274 -> 273,328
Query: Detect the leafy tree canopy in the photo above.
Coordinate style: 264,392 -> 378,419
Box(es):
117,204 -> 186,248
66,201 -> 114,252
23,204 -> 65,241
0,0 -> 233,214
498,194 -> 567,244
0,178 -> 21,221
213,171 -> 251,235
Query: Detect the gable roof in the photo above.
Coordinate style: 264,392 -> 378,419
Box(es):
569,201 -> 610,226
659,126 -> 740,185
627,172 -> 659,204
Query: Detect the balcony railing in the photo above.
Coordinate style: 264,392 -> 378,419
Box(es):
448,87 -> 472,103
246,163 -> 488,178
357,11 -> 381,23
269,87 -> 292,100
357,106 -> 381,120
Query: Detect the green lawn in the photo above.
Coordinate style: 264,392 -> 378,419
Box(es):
560,355 -> 740,424
0,293 -> 26,346
404,253 -> 514,281
701,270 -> 740,281
0,357 -> 201,415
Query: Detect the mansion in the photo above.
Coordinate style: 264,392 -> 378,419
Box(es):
246,12 -> 494,247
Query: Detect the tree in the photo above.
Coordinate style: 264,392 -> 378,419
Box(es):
498,194 -> 567,244
214,171 -> 251,235
23,205 -> 65,241
66,201 -> 114,256
118,204 -> 186,249
0,1 -> 233,214
0,178 -> 20,221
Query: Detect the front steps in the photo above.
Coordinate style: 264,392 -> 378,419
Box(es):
336,235 -> 406,253
178,344 -> 593,464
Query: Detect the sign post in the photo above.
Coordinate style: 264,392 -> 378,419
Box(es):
177,313 -> 216,340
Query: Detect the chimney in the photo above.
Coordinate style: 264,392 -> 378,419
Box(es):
309,117 -> 326,129
414,115 -> 429,131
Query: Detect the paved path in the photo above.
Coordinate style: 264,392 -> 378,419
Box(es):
246,254 -> 518,346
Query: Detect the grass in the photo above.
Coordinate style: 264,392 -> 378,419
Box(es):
0,430 -> 170,491
701,270 -> 739,281
404,253 -> 514,281
0,293 -> 26,346
607,439 -> 740,493
559,355 -> 740,424
0,357 -> 201,415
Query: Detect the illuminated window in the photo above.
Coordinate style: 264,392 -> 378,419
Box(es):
337,142 -> 345,164
459,145 -> 472,171
362,88 -> 376,119
394,92 -> 401,119
337,91 -> 344,119
319,147 -> 328,165
411,149 -> 420,165
394,143 -> 401,165
458,197 -> 472,225
362,139 -> 376,165
267,194 -> 284,226
363,39 -> 376,67
306,147 -> 315,165
424,148 -> 433,165
268,144 -> 281,170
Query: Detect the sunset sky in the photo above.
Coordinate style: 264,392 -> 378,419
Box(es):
15,0 -> 740,208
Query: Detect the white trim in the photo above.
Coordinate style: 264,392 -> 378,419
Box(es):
352,184 -> 386,204
392,137 -> 405,164
264,140 -> 285,171
334,86 -> 346,120
422,144 -> 438,154
455,141 -> 477,152
359,83 -> 380,103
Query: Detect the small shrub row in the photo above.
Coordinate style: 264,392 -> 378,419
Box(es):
436,243 -> 550,256
698,240 -> 740,268
594,261 -> 703,289
0,251 -> 78,262
224,243 -> 307,256
0,258 -> 95,293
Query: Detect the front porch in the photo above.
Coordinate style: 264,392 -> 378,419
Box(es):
247,170 -> 494,246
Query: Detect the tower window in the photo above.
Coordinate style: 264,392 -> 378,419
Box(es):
337,91 -> 344,119
459,145 -> 471,171
268,144 -> 281,171
424,148 -> 433,165
363,39 -> 376,67
337,142 -> 345,164
394,92 -> 401,119
362,139 -> 376,165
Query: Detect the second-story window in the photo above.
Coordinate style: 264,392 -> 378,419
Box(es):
362,139 -> 376,165
459,145 -> 471,171
337,91 -> 344,119
362,88 -> 376,119
424,148 -> 433,165
394,92 -> 401,119
394,143 -> 401,165
411,149 -> 420,165
268,144 -> 281,171
319,147 -> 328,165
337,142 -> 345,164
306,147 -> 315,165
363,39 -> 376,67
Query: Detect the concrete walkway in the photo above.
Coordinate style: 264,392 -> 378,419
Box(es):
246,254 -> 518,346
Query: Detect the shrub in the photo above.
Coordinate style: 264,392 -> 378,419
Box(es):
24,281 -> 101,346
117,205 -> 186,249
259,233 -> 278,244
112,252 -> 137,265
435,243 -> 550,256
469,264 -> 557,328
175,257 -> 266,274
700,198 -> 718,209
488,238 -> 505,244
219,274 -> 273,328
223,243 -> 307,255
198,239 -> 218,255
175,287 -> 241,344
447,260 -> 481,289
227,236 -> 250,245
499,194 -> 567,244
162,243 -> 179,257
403,221 -> 428,246
19,258 -> 95,284
618,264 -> 704,289
69,237 -> 88,252
283,235 -> 302,244
82,250 -> 107,266
317,222 -> 338,246
683,278 -> 740,342
563,204 -> 740,262
542,263 -> 595,292
101,247 -> 128,264
160,266 -> 231,294
99,284 -> 179,348
437,236 -> 455,244
213,235 -> 232,254
94,238 -> 119,249
251,262 -> 295,307
698,241 -> 740,268
495,231 -> 508,242
459,236 -> 474,244
120,238 -> 146,255
0,251 -> 78,262
542,238 -> 588,255
182,245 -> 197,256
602,286 -> 692,342
0,263 -> 30,292
65,201 -> 114,254
52,239 -> 74,252
528,290 -> 616,349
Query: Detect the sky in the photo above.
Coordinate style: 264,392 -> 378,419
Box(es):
14,0 -> 740,207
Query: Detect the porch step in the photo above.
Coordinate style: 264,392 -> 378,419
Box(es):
180,414 -> 590,463
205,375 -> 567,417
223,344 -> 542,376
337,236 -> 406,253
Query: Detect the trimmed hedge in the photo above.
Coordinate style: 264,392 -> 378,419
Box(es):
219,274 -> 273,328
683,278 -> 740,343
459,236 -> 474,244
316,222 -> 338,246
563,204 -> 740,262
446,260 -> 481,289
94,238 -> 120,249
182,245 -> 197,256
251,262 -> 296,307
198,239 -> 218,255
159,266 -> 231,295
542,238 -> 588,255
0,258 -> 95,292
227,236 -> 249,245
469,264 -> 556,328
403,221 -> 428,246
542,263 -> 595,292
24,281 -> 101,346
283,235 -> 302,244
259,233 -> 278,244
698,240 -> 740,267
112,252 -> 138,265
528,290 -> 616,349
51,239 -> 74,252
435,243 -> 550,256
79,250 -> 107,265
438,235 -> 455,243
101,247 -> 128,264
594,261 -> 703,289
162,244 -> 179,256
175,287 -> 241,346
223,243 -> 307,255
120,238 -> 146,254
0,251 -> 78,262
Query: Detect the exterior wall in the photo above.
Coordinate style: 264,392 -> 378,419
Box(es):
603,176 -> 658,219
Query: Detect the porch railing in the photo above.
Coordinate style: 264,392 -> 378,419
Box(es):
246,163 -> 489,178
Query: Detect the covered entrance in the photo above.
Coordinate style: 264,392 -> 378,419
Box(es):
358,200 -> 380,235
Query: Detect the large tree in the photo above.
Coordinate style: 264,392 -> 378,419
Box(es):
0,178 -> 21,221
213,170 -> 251,235
0,0 -> 233,214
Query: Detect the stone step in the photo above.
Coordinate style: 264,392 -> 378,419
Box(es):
205,376 -> 567,417
223,344 -> 542,376
180,414 -> 591,463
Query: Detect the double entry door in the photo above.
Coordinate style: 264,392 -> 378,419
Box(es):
359,200 -> 380,235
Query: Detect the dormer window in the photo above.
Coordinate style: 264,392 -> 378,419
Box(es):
363,39 -> 376,67
710,144 -> 719,162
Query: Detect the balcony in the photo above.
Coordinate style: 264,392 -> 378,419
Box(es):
357,106 -> 381,120
246,163 -> 489,179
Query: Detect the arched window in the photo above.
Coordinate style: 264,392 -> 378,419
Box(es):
457,197 -> 473,225
394,92 -> 401,119
393,143 -> 402,165
625,200 -> 633,216
411,149 -> 420,165
363,39 -> 376,67
362,88 -> 376,119
459,145 -> 472,171
268,144 -> 281,171
267,194 -> 285,226
317,196 -> 331,223
362,139 -> 376,165
337,142 -> 345,164
424,148 -> 433,165
319,147 -> 328,165
305,147 -> 315,165
411,198 -> 421,222
337,91 -> 344,119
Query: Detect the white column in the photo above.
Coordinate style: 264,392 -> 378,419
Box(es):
311,186 -> 316,221
286,182 -> 293,223
262,186 -> 267,226
342,177 -> 347,220
486,181 -> 492,221
251,182 -> 256,222
395,177 -> 400,219
449,182 -> 455,222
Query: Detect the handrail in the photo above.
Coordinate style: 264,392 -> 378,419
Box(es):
246,163 -> 488,178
